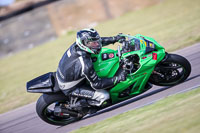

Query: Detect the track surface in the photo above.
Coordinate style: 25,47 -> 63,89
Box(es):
0,43 -> 200,133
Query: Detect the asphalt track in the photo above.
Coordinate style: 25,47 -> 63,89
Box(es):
0,43 -> 200,133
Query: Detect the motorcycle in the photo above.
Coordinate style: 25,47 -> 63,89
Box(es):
26,34 -> 191,125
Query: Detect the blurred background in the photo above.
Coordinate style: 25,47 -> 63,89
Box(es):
0,0 -> 159,57
0,0 -> 200,114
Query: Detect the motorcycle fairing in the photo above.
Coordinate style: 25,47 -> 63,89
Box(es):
91,48 -> 120,78
91,34 -> 166,104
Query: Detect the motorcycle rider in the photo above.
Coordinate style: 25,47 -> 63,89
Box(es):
56,28 -> 126,108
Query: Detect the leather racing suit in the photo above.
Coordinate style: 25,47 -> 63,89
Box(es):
56,37 -> 119,106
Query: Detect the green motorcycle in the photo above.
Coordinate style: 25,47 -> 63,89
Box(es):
26,34 -> 191,125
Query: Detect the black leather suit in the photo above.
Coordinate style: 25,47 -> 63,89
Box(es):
56,37 -> 119,104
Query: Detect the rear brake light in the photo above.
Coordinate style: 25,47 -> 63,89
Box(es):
152,53 -> 157,60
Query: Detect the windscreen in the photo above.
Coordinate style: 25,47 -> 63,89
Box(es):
129,38 -> 141,51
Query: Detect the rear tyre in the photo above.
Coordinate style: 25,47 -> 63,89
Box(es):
149,54 -> 191,86
36,93 -> 81,125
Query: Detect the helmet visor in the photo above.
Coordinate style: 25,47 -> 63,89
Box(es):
86,40 -> 102,49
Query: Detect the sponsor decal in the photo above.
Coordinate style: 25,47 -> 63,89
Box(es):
102,53 -> 115,60
152,53 -> 157,60
109,53 -> 114,58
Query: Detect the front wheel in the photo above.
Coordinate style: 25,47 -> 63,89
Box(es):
36,93 -> 81,125
149,54 -> 191,86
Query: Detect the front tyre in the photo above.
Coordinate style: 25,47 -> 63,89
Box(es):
36,93 -> 81,125
149,54 -> 191,86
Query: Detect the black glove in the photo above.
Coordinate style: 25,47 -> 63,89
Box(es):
114,34 -> 126,42
115,71 -> 127,84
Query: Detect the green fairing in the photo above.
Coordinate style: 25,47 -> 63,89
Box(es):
91,34 -> 165,104
91,48 -> 119,78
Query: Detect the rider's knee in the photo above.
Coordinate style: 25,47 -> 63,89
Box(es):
92,89 -> 110,105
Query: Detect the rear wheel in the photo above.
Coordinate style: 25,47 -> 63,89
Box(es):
149,54 -> 191,86
36,93 -> 82,125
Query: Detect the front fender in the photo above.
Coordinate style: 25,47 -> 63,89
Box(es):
159,52 -> 169,63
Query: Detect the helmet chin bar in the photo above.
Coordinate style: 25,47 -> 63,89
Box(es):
91,47 -> 101,54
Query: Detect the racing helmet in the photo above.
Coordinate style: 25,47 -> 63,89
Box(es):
76,28 -> 102,54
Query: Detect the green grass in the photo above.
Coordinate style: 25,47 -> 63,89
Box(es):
71,87 -> 200,133
0,0 -> 200,114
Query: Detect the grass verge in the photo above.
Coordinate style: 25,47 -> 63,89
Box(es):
71,87 -> 200,133
0,0 -> 200,113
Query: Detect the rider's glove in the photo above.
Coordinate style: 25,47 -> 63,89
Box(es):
114,71 -> 127,84
114,34 -> 126,42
